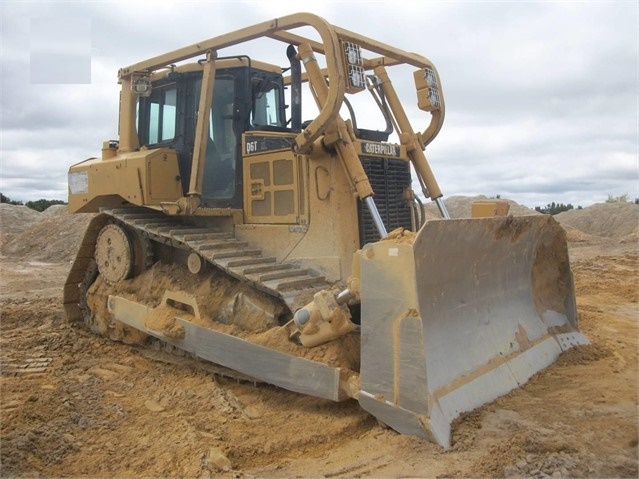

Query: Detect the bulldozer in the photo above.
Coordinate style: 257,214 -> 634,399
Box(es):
64,13 -> 587,448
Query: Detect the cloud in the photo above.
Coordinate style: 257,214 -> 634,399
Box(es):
0,1 -> 636,209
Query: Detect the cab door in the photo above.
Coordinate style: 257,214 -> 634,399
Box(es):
200,75 -> 238,202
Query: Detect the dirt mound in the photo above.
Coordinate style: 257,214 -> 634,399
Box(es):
555,202 -> 639,239
0,204 -> 41,236
562,224 -> 603,244
424,195 -> 539,219
1,204 -> 94,263
40,204 -> 69,219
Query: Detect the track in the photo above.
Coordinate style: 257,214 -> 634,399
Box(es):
63,206 -> 332,325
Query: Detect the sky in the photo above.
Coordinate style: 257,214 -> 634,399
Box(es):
1,1 -> 637,209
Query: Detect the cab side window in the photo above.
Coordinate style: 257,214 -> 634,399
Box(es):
251,80 -> 283,128
145,85 -> 177,144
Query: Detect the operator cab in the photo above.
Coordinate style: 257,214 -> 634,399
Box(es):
136,57 -> 287,209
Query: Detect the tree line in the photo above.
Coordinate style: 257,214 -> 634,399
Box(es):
534,194 -> 638,214
534,202 -> 581,215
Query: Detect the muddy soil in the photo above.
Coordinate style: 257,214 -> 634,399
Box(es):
0,203 -> 637,478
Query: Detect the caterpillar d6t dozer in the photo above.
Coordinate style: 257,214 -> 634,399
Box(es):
64,13 -> 587,448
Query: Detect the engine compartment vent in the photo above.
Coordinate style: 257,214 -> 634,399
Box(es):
358,158 -> 413,247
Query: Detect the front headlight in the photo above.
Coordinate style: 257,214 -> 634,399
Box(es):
414,67 -> 442,112
132,76 -> 152,97
341,41 -> 366,93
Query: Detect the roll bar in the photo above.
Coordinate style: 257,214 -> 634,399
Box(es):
116,12 -> 445,155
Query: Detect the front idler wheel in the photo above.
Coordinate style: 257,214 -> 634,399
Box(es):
95,223 -> 134,284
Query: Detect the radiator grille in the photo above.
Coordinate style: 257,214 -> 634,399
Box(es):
358,158 -> 413,247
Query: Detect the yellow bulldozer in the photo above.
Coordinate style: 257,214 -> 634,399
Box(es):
64,13 -> 587,448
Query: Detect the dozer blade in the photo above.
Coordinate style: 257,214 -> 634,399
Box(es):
357,215 -> 587,448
